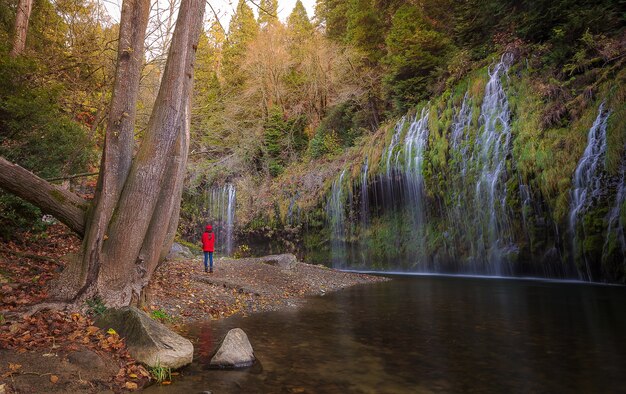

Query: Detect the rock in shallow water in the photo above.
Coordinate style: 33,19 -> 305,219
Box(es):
210,328 -> 255,368
96,307 -> 193,369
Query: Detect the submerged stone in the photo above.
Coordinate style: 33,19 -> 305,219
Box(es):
210,328 -> 255,368
96,307 -> 193,369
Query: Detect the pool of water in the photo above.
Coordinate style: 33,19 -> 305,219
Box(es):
145,275 -> 626,393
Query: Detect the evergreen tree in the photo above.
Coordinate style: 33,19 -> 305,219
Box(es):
346,0 -> 384,62
384,4 -> 453,113
258,0 -> 278,27
193,23 -> 227,155
223,0 -> 259,86
314,0 -> 348,40
263,106 -> 307,176
287,0 -> 313,38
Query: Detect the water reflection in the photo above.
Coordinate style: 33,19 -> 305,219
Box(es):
146,277 -> 626,393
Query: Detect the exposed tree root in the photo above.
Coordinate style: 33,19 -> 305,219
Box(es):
5,301 -> 72,320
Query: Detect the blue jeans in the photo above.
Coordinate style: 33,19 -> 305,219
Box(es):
203,251 -> 213,271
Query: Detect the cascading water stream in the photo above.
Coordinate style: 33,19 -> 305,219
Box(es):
472,53 -> 515,274
569,103 -> 610,279
447,92 -> 474,263
327,170 -> 347,267
379,117 -> 407,209
287,192 -> 301,227
402,108 -> 430,268
225,184 -> 236,255
359,158 -> 369,265
450,92 -> 473,159
207,184 -> 236,256
360,158 -> 369,228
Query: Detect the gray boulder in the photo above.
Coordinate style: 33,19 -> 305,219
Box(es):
259,254 -> 298,270
210,328 -> 255,368
166,242 -> 194,260
96,307 -> 193,369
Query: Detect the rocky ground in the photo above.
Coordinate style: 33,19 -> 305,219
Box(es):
0,226 -> 385,393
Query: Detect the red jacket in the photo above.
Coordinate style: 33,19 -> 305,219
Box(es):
202,231 -> 215,252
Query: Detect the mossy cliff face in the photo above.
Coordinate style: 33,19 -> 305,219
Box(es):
251,54 -> 624,282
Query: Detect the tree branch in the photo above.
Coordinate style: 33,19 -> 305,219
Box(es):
45,172 -> 100,182
0,157 -> 88,236
205,0 -> 227,34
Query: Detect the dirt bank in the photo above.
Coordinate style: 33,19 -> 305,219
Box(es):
148,254 -> 388,324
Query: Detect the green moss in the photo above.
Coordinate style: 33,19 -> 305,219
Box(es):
176,238 -> 202,253
49,189 -> 67,204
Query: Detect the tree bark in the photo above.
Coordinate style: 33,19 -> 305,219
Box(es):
96,0 -> 204,305
0,157 -> 87,235
10,0 -> 33,57
135,100 -> 191,305
51,0 -> 205,307
53,0 -> 151,302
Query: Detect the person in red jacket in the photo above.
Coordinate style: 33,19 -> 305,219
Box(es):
202,225 -> 215,273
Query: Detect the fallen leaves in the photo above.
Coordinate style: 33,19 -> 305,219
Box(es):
0,310 -> 152,391
0,224 -> 81,312
0,224 -> 153,392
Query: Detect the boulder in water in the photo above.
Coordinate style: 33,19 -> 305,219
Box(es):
96,307 -> 193,369
210,328 -> 255,368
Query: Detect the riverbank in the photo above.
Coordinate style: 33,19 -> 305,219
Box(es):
0,225 -> 386,392
147,254 -> 389,325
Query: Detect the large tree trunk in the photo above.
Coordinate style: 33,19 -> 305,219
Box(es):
54,0 -> 204,307
134,101 -> 191,306
54,0 -> 151,302
96,0 -> 203,306
10,0 -> 33,57
0,0 -> 204,309
0,157 -> 87,235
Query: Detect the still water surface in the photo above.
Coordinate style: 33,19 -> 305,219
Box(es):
146,275 -> 626,393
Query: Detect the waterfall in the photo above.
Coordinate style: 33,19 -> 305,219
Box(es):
360,158 -> 369,228
472,53 -> 515,274
225,184 -> 236,255
207,183 -> 236,256
359,158 -> 370,265
569,103 -> 610,279
336,108 -> 431,270
382,117 -> 406,177
403,108 -> 429,206
403,108 -> 430,268
570,103 -> 610,232
327,170 -> 347,268
287,192 -> 301,226
379,117 -> 406,209
450,92 -> 473,161
447,92 -> 474,263
318,53 -> 622,280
